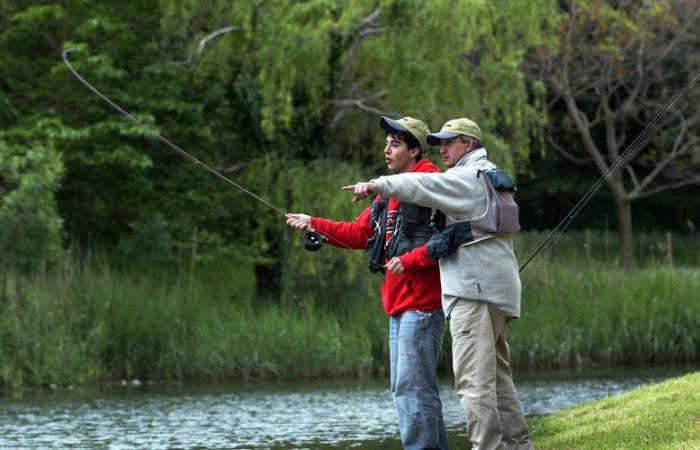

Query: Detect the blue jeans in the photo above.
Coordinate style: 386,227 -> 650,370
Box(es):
390,309 -> 449,450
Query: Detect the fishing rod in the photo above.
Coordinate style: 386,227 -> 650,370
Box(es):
519,67 -> 700,273
62,48 -> 332,251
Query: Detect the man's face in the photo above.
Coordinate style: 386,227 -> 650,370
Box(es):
384,135 -> 418,173
439,137 -> 472,168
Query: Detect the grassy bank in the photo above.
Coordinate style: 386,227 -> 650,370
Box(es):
1,245 -> 699,387
530,370 -> 700,449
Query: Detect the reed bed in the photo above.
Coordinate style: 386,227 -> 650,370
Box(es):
0,260 -> 385,387
511,264 -> 700,369
0,232 -> 698,387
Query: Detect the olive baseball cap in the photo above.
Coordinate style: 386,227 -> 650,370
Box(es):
426,118 -> 482,145
379,116 -> 430,150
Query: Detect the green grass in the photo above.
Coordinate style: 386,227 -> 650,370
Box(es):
515,229 -> 700,267
530,370 -> 700,449
0,256 -> 388,387
510,265 -> 700,369
0,231 -> 698,387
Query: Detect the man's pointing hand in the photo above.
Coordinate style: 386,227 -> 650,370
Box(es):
342,182 -> 376,202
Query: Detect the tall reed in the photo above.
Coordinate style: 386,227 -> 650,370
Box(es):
1,232 -> 698,387
510,264 -> 700,369
0,255 -> 387,387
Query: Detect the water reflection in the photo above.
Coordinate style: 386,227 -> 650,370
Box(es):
0,365 -> 695,449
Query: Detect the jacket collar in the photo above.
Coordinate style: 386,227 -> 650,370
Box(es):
455,147 -> 487,167
410,158 -> 438,173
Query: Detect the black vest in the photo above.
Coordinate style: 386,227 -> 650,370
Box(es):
365,199 -> 434,273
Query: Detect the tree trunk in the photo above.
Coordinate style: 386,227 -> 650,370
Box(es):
255,229 -> 283,302
0,267 -> 6,304
12,270 -> 25,307
615,197 -> 635,270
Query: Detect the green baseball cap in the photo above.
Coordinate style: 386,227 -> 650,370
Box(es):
379,116 -> 430,150
426,117 -> 482,145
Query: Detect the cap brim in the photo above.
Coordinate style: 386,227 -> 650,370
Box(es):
379,116 -> 409,134
426,131 -> 460,145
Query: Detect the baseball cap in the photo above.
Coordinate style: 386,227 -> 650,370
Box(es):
379,116 -> 430,150
426,118 -> 482,145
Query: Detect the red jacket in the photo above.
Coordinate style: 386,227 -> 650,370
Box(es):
310,159 -> 441,316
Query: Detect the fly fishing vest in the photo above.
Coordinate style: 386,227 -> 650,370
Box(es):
427,169 -> 520,260
366,199 -> 433,273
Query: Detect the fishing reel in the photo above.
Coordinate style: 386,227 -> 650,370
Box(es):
302,230 -> 327,251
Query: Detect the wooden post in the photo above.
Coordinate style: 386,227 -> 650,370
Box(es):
584,228 -> 592,265
666,231 -> 673,267
0,266 -> 6,304
604,226 -> 610,261
189,226 -> 199,292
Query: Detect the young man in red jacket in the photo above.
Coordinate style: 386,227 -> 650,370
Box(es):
286,116 -> 448,450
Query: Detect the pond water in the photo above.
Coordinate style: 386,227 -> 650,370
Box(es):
0,365 -> 695,449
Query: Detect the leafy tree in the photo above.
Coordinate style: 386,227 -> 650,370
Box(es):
163,0 -> 559,168
0,1 -> 561,299
0,133 -> 64,299
0,1 -> 254,261
531,0 -> 700,268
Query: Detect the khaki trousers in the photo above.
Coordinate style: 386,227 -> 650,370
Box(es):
450,300 -> 533,450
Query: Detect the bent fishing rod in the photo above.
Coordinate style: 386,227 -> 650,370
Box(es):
62,48 -> 330,252
519,67 -> 700,274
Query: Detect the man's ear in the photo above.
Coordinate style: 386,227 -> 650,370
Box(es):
410,147 -> 421,159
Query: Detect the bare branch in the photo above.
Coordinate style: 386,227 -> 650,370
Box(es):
338,7 -> 384,86
589,103 -> 604,128
630,111 -> 699,196
329,90 -> 393,127
632,175 -> 700,200
218,162 -> 247,174
601,92 -> 624,163
620,41 -> 644,114
649,4 -> 700,67
561,86 -> 610,176
195,26 -> 240,59
546,134 -> 591,164
626,165 -> 640,191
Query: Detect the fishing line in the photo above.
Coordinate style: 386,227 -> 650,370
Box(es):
63,48 -> 287,216
519,67 -> 700,279
62,48 -> 379,257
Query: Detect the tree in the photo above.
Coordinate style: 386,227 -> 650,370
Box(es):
163,0 -> 559,169
0,1 -> 256,261
1,1 -> 562,299
533,0 -> 700,268
0,134 -> 64,300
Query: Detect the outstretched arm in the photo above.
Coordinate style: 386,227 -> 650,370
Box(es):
285,206 -> 375,250
344,169 -> 487,221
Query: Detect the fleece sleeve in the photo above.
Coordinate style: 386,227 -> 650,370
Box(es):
371,168 -> 488,221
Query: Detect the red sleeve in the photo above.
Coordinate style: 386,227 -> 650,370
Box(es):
398,244 -> 438,272
310,206 -> 375,250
